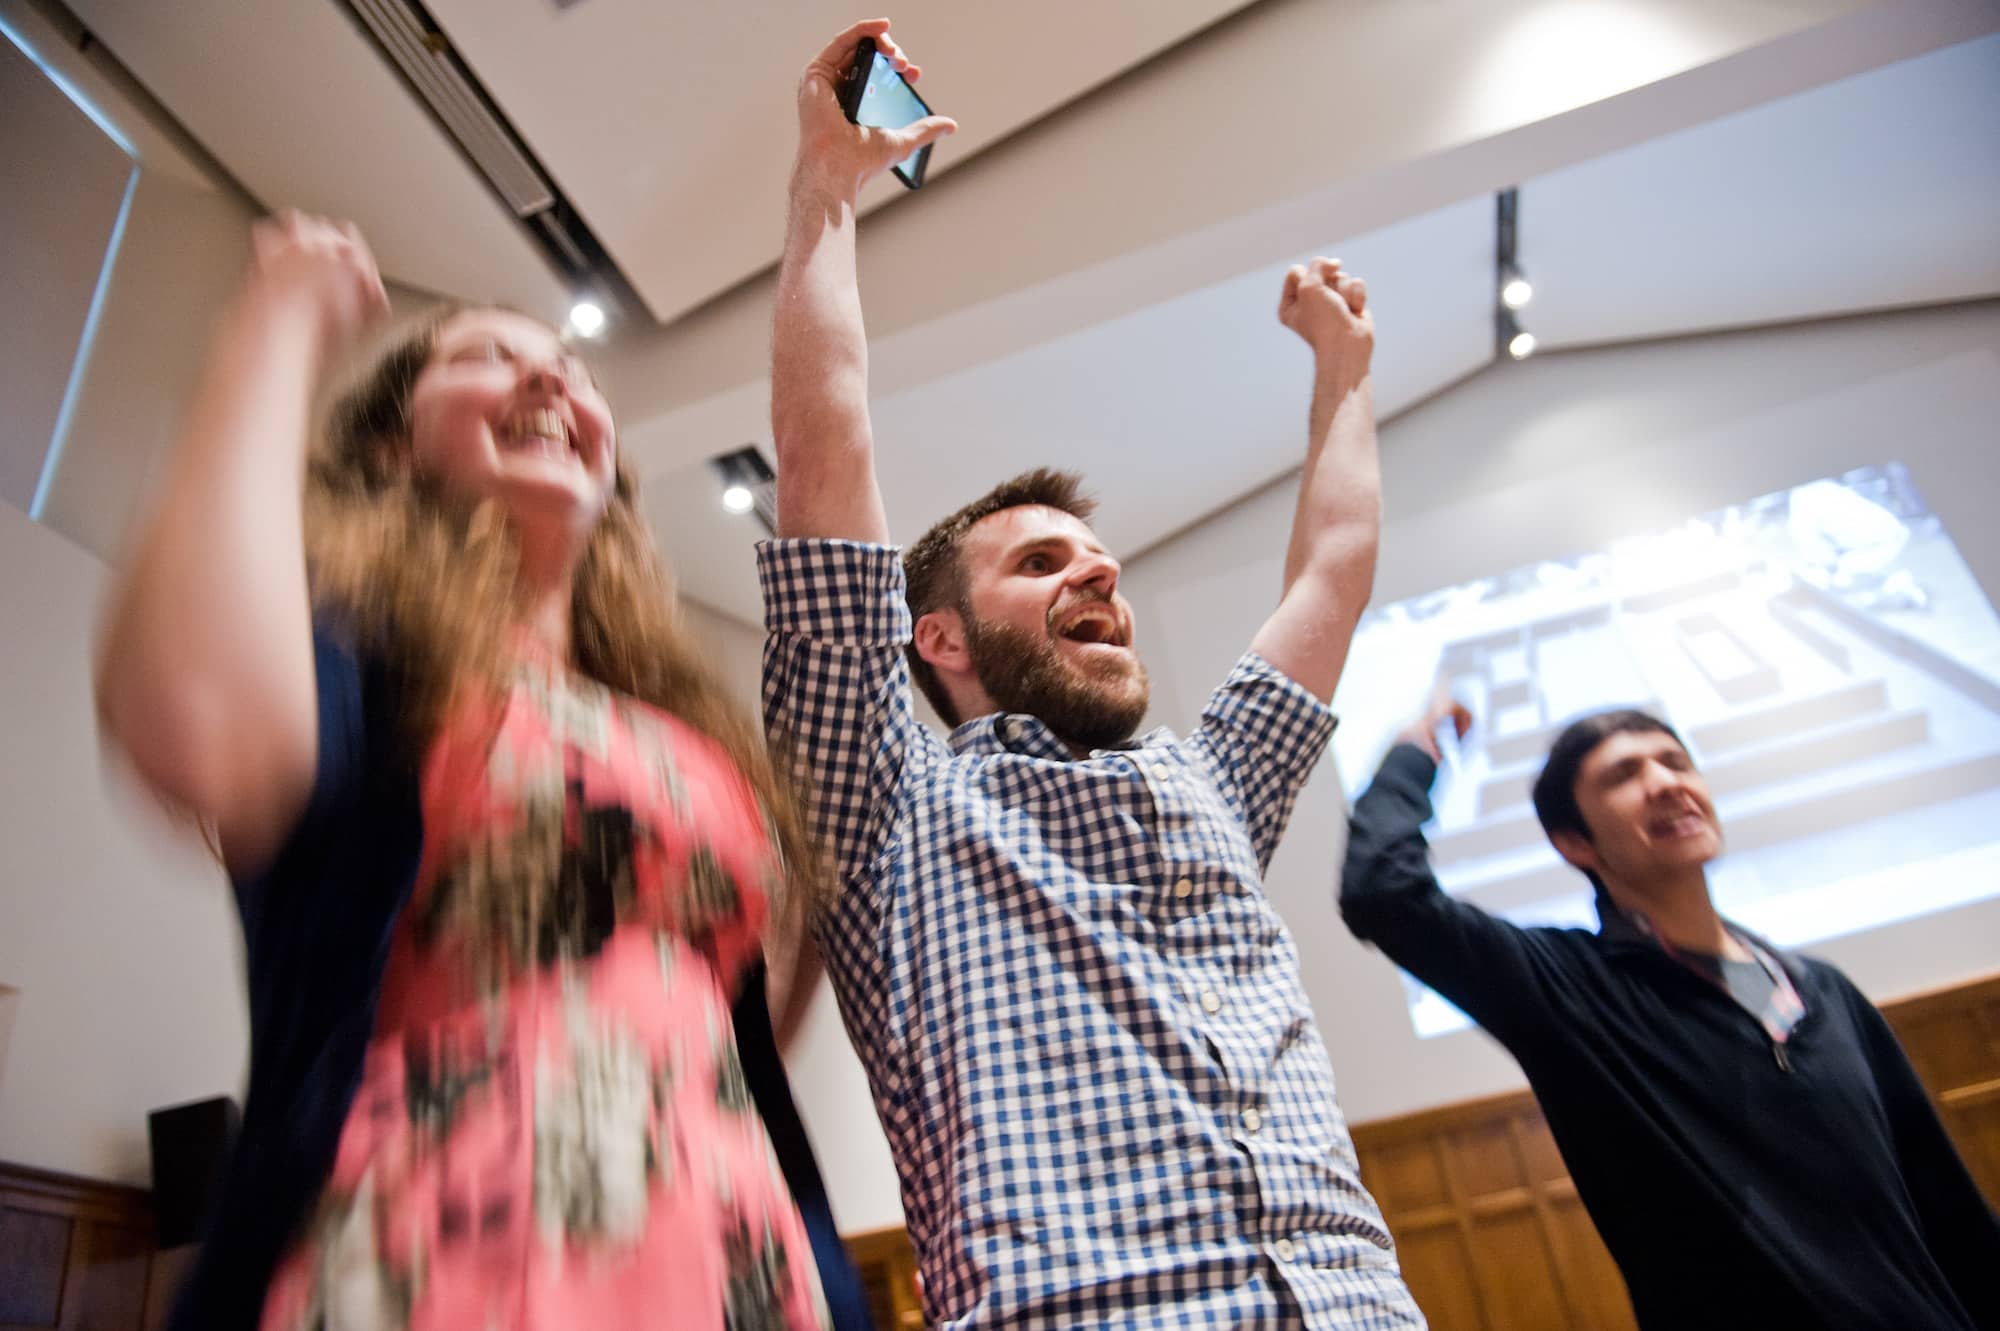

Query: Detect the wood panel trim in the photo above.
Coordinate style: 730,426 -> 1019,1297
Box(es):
0,1161 -> 151,1224
1348,1089 -> 1543,1152
1,1160 -> 161,1331
843,1222 -> 913,1265
844,1222 -> 924,1330
1865,968 -> 2000,1023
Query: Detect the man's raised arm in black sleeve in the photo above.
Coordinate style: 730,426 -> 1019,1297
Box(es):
1341,693 -> 1557,1050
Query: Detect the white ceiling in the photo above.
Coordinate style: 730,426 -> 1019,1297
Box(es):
64,0 -> 572,319
647,194 -> 1499,621
423,0 -> 1260,322
44,1 -> 2000,626
1520,31 -> 2000,346
648,31 -> 2000,625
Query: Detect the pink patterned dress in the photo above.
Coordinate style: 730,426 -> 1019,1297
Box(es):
259,655 -> 829,1331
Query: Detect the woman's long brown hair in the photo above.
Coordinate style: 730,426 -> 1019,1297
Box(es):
303,307 -> 823,930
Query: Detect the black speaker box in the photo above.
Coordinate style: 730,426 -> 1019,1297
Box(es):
147,1095 -> 239,1248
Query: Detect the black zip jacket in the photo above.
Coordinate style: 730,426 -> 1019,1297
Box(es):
1341,743 -> 2000,1331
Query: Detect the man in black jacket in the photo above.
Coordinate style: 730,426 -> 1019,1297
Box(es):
1341,701 -> 1999,1330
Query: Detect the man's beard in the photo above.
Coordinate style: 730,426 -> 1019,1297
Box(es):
962,607 -> 1150,750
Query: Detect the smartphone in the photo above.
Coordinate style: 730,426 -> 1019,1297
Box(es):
838,37 -> 938,190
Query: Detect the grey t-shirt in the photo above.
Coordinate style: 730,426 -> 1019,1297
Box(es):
1717,954 -> 1779,1019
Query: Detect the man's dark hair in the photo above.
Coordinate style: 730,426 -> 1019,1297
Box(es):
1530,709 -> 1688,895
903,468 -> 1097,725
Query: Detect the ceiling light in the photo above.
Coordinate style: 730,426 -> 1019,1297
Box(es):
709,445 -> 778,535
1496,303 -> 1537,363
1492,189 -> 1537,362
566,300 -> 605,338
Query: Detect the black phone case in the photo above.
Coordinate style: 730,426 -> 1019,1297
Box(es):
837,36 -> 932,190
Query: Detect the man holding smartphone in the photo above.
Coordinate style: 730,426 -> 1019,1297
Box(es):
762,19 -> 1423,1330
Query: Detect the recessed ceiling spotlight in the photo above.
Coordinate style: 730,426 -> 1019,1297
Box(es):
566,300 -> 606,339
709,445 -> 778,534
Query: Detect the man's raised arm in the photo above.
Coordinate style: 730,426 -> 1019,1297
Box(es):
772,18 -> 955,543
1250,257 -> 1380,702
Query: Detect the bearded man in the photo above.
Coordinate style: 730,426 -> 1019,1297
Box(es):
757,19 -> 1423,1330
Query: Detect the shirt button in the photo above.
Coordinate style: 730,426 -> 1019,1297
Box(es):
1273,1238 -> 1296,1263
1200,990 -> 1221,1015
1240,1107 -> 1262,1134
1173,878 -> 1193,900
1153,761 -> 1174,781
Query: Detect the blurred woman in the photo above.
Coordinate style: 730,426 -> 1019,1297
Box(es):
98,213 -> 866,1331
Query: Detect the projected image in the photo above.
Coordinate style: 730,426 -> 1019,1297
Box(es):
1333,464 -> 2000,1037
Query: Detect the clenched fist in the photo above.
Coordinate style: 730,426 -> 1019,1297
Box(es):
1279,256 -> 1373,392
241,210 -> 390,367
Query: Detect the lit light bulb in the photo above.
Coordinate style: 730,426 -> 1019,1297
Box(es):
1501,276 -> 1533,310
721,484 -> 755,514
1508,330 -> 1538,360
567,301 -> 606,338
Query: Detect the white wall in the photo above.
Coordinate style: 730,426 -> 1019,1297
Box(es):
0,502 -> 247,1183
0,8 -> 261,1183
1123,297 -> 2000,1122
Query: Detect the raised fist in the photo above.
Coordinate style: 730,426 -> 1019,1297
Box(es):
1279,256 -> 1373,387
242,210 -> 390,363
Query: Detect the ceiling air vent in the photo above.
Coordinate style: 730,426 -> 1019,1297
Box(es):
343,0 -> 553,217
335,0 -> 637,306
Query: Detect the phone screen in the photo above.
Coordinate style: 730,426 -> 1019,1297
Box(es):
852,48 -> 931,184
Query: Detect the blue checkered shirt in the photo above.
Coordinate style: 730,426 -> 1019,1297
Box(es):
760,540 -> 1423,1330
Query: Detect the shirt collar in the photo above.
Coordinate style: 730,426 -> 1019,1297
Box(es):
948,711 -> 1171,761
1597,896 -> 1808,1042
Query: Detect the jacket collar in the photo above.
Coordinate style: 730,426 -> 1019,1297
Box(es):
1595,893 -> 1807,988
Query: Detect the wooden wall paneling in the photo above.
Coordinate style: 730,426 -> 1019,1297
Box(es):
845,1223 -> 923,1331
1540,1191 -> 1637,1331
1358,1131 -> 1487,1327
1517,1113 -> 1635,1331
59,1218 -> 150,1331
1353,1094 -> 1633,1331
0,1205 -> 70,1326
1441,1111 -> 1561,1331
1882,976 -> 2000,1204
1388,1219 -> 1488,1330
0,1164 -> 155,1331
